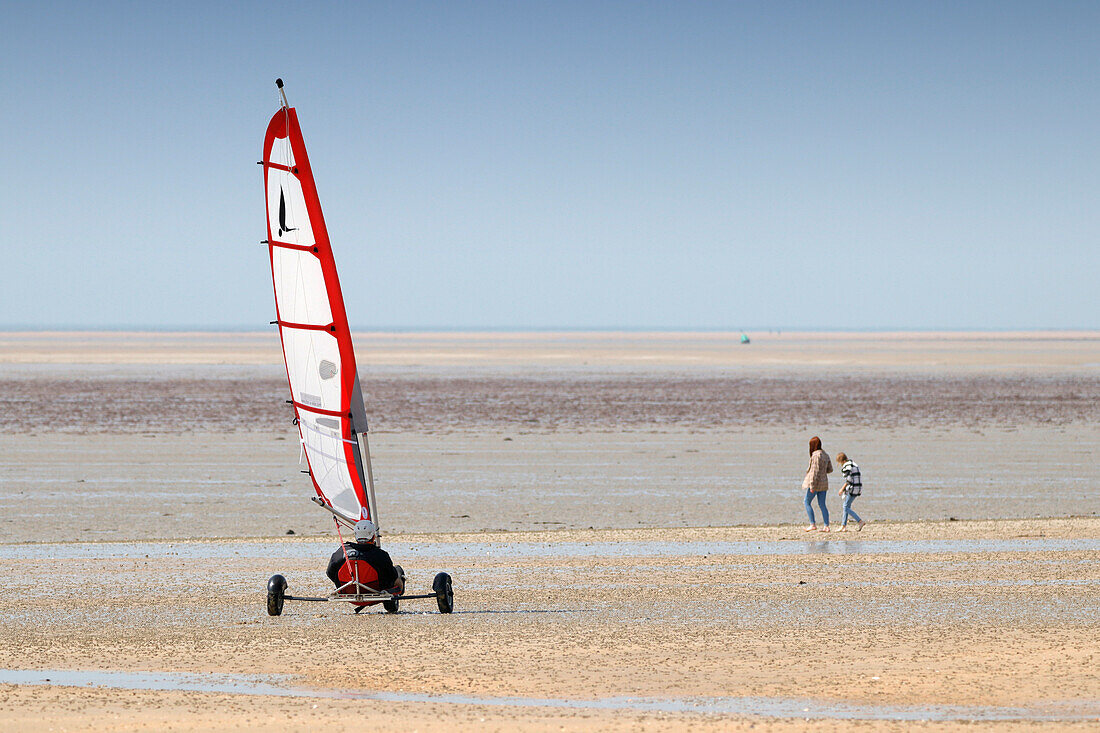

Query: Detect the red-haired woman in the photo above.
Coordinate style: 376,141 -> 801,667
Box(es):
802,436 -> 833,531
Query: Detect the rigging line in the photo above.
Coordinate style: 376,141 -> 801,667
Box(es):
334,516 -> 356,586
300,418 -> 357,446
309,449 -> 346,487
292,255 -> 326,327
277,116 -> 301,237
281,169 -> 300,238
302,440 -> 348,469
302,435 -> 355,458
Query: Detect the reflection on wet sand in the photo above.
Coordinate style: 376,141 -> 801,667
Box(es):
2,669 -> 1097,722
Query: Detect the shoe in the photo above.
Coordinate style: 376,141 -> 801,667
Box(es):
857,521 -> 866,532
837,526 -> 848,532
804,525 -> 817,532
821,526 -> 830,533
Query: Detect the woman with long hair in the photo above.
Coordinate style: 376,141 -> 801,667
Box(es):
802,436 -> 833,531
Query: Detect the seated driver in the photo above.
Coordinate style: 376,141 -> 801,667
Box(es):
326,519 -> 404,594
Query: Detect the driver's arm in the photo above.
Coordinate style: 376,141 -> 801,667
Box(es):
375,562 -> 398,591
325,547 -> 346,585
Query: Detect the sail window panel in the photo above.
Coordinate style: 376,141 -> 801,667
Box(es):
267,135 -> 295,168
281,328 -> 343,412
296,408 -> 362,521
271,247 -> 333,326
265,170 -> 316,247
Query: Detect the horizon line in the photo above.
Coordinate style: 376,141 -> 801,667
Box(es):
1,326 -> 1098,336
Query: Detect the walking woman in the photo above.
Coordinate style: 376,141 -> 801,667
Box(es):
802,436 -> 833,531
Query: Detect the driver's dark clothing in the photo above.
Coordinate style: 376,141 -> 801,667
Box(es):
326,541 -> 398,590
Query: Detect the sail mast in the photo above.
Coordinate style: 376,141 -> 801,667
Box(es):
349,377 -> 380,537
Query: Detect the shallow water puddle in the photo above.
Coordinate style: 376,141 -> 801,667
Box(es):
1,669 -> 1097,721
2,537 -> 1098,561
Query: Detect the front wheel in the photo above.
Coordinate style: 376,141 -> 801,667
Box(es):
266,574 -> 287,616
432,572 -> 454,614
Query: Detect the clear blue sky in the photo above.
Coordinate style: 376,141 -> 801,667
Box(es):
3,1 -> 1098,330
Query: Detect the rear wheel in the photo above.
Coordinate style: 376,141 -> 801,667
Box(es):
432,572 -> 454,614
266,574 -> 287,616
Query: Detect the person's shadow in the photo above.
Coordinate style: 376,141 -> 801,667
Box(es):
804,540 -> 864,555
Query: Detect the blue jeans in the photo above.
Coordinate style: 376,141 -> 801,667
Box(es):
804,489 -> 829,526
842,493 -> 862,526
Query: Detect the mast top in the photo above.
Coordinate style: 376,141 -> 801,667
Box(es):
275,78 -> 289,109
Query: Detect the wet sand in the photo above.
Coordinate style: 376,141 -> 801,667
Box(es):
3,426 -> 1099,542
0,331 -> 1097,729
3,371 -> 1100,434
1,520 -> 1098,731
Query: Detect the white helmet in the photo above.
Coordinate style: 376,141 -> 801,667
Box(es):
353,519 -> 378,543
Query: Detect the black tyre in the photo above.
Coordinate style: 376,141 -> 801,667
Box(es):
432,572 -> 454,614
266,574 -> 287,616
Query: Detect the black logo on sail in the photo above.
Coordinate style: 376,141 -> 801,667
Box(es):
278,187 -> 298,237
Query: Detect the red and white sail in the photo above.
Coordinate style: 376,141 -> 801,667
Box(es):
262,95 -> 378,528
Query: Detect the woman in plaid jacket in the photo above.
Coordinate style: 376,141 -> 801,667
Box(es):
802,436 -> 833,532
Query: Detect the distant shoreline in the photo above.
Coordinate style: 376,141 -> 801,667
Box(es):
2,330 -> 1098,369
1,327 -> 1097,337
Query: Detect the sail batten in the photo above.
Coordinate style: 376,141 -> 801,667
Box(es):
263,103 -> 378,528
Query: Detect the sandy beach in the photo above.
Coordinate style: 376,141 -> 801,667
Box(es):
1,520 -> 1098,731
1,331 -> 1098,730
